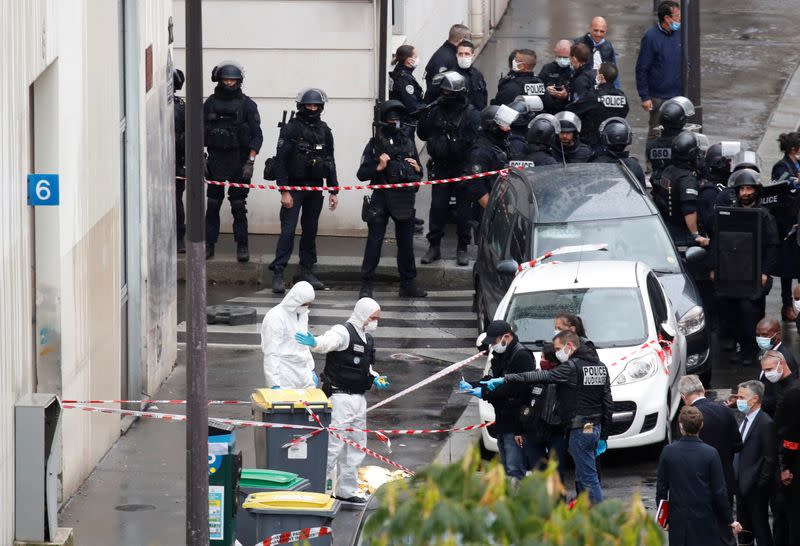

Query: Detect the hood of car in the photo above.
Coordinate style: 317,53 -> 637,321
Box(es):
654,271 -> 700,319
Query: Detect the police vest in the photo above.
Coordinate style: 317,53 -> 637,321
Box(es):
287,118 -> 331,180
426,105 -> 476,162
647,134 -> 677,181
205,96 -> 249,151
322,323 -> 375,394
373,133 -> 419,221
597,92 -> 627,109
498,73 -> 546,98
568,358 -> 609,426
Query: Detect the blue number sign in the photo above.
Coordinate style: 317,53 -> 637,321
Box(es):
27,174 -> 60,206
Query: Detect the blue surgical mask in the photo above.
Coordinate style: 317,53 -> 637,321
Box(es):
736,399 -> 749,414
669,21 -> 681,31
555,57 -> 571,68
755,336 -> 773,350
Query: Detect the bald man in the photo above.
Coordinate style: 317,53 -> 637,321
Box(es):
574,17 -> 621,89
755,317 -> 799,376
539,39 -> 574,114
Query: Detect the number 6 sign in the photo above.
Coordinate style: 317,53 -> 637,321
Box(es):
27,174 -> 60,206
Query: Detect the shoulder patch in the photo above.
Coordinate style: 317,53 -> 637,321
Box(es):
406,84 -> 415,95
685,188 -> 699,196
438,66 -> 448,73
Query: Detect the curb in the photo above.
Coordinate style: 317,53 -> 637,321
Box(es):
756,60 -> 800,168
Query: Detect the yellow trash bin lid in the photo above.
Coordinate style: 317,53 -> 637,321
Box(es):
251,388 -> 331,411
242,491 -> 338,514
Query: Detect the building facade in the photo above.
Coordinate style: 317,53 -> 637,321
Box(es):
0,0 -> 177,540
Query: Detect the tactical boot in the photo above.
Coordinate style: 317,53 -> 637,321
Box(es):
456,248 -> 469,267
296,268 -> 326,291
177,238 -> 186,254
399,281 -> 427,298
271,271 -> 285,294
420,245 -> 441,264
236,243 -> 250,263
205,243 -> 215,260
359,283 -> 373,299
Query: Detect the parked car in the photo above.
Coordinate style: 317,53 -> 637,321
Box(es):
473,163 -> 710,381
478,260 -> 687,452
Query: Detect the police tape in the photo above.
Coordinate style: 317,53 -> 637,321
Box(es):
253,526 -> 331,546
178,165 -> 519,193
61,399 -> 250,405
516,243 -> 609,273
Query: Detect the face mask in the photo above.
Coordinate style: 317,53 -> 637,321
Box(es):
410,57 -> 419,68
555,347 -> 570,363
669,21 -> 681,31
765,366 -> 783,383
457,56 -> 473,69
492,337 -> 509,354
756,336 -> 774,350
792,299 -> 800,315
364,320 -> 378,332
511,59 -> 521,72
555,57 -> 571,68
736,399 -> 750,414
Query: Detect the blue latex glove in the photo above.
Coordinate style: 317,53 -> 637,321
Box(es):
312,372 -> 320,387
481,378 -> 505,391
595,439 -> 608,457
295,332 -> 317,347
373,376 -> 390,390
466,387 -> 482,399
271,385 -> 281,390
458,380 -> 473,392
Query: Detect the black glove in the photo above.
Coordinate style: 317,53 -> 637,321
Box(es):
241,159 -> 255,181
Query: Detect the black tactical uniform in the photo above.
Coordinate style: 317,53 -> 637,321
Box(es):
538,61 -> 573,114
590,117 -> 645,191
550,111 -> 595,164
505,96 -> 544,159
568,82 -> 629,148
269,88 -> 338,292
416,72 -> 480,264
647,96 -> 694,182
770,155 -> 800,311
427,66 -> 488,112
357,101 -> 426,299
465,106 -> 513,207
773,384 -> 800,545
492,71 -> 547,107
173,69 -> 186,253
510,113 -> 560,167
388,64 -> 424,138
423,41 -> 459,92
203,63 -> 263,261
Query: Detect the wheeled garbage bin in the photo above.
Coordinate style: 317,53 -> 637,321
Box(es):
237,469 -> 310,508
237,491 -> 339,546
251,388 -> 332,492
209,421 -> 242,546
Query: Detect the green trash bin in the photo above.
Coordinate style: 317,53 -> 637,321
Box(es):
251,388 -> 332,492
237,491 -> 339,546
237,469 -> 310,508
209,422 -> 242,546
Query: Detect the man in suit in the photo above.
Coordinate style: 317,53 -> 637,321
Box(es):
755,318 -> 799,375
657,406 -> 743,546
734,380 -> 777,546
679,375 -> 744,506
760,350 -> 800,418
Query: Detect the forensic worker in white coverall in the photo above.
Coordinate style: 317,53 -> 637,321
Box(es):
261,281 -> 319,389
295,297 -> 389,503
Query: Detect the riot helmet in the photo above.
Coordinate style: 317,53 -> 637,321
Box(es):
437,71 -> 467,94
527,113 -> 561,148
173,68 -> 185,92
554,111 -> 581,149
599,117 -> 633,151
671,130 -> 709,168
704,142 -> 740,183
729,168 -> 762,206
731,150 -> 762,174
508,96 -> 544,127
211,61 -> 244,83
296,88 -> 328,120
659,96 -> 695,131
379,99 -> 407,131
480,105 -> 518,133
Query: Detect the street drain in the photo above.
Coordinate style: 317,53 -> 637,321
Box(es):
115,504 -> 156,512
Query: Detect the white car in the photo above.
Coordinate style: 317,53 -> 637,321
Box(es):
478,260 -> 686,453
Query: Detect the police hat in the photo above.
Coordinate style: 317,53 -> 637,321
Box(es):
485,320 -> 513,338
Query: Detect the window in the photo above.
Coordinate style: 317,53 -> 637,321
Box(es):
509,214 -> 530,264
489,184 -> 516,257
646,273 -> 668,326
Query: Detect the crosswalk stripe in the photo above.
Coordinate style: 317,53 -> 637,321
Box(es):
250,289 -> 476,299
218,308 -> 476,321
228,298 -> 473,309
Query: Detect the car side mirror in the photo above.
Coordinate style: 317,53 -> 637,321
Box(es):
496,260 -> 519,275
659,321 -> 676,341
685,246 -> 707,264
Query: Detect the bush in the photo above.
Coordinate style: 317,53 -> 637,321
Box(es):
361,447 -> 664,545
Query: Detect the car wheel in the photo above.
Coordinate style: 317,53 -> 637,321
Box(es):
479,437 -> 495,461
475,288 -> 489,335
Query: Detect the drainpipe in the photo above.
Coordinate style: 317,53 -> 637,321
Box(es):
470,0 -> 485,46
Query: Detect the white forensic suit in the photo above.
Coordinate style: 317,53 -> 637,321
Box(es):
260,281 -> 316,389
309,298 -> 382,500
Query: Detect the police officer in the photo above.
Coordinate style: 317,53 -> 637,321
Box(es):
356,101 -> 427,299
427,41 -> 488,111
566,43 -> 596,108
551,111 -> 595,164
173,68 -> 186,254
485,330 -> 613,504
506,95 -> 544,158
270,88 -> 339,293
294,298 -> 389,504
653,130 -> 709,247
203,61 -> 263,262
492,49 -> 546,107
539,40 -> 574,115
591,117 -> 646,190
699,143 -> 738,233
646,96 -> 695,183
417,71 -> 480,266
568,62 -> 629,149
716,149 -> 762,209
466,105 -> 517,214
424,24 -> 470,96
771,132 -> 800,322
774,382 -> 800,544
509,113 -> 560,167
712,169 -> 779,366
388,44 -> 424,139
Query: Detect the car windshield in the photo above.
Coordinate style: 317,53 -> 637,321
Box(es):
532,216 -> 682,273
506,288 -> 648,349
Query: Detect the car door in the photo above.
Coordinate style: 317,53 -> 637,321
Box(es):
646,272 -> 684,417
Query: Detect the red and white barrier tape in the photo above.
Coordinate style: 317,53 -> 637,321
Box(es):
517,243 -> 609,273
254,526 -> 331,546
179,165 -> 517,193
62,399 -> 250,405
